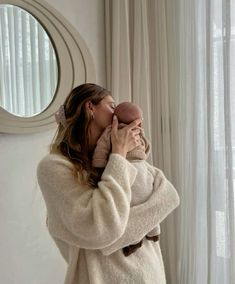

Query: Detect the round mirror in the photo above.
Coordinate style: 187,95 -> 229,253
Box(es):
0,4 -> 58,117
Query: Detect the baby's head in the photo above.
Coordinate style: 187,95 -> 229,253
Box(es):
114,102 -> 143,124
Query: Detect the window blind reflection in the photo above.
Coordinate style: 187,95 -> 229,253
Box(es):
0,5 -> 58,117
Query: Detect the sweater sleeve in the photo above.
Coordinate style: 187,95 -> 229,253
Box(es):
100,164 -> 180,255
37,153 -> 137,250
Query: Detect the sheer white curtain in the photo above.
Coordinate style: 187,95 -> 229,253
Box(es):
105,0 -> 235,283
170,0 -> 235,282
171,0 -> 235,283
0,5 -> 57,117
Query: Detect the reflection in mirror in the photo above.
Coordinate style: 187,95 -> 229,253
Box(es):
0,4 -> 58,117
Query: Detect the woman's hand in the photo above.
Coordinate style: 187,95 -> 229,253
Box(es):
111,115 -> 142,158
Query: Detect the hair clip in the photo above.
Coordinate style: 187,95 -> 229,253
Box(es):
55,105 -> 67,128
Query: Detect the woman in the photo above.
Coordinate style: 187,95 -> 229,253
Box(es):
37,83 -> 180,284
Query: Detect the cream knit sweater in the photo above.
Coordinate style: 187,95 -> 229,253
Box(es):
92,125 -> 160,238
37,153 -> 180,284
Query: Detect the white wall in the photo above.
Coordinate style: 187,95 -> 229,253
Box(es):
0,0 -> 106,283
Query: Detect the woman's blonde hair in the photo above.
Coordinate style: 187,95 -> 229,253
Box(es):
50,83 -> 111,186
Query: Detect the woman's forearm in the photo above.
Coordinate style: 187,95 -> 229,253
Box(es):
101,168 -> 180,255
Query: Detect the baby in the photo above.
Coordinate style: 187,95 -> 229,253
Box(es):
92,102 -> 161,249
92,102 -> 149,166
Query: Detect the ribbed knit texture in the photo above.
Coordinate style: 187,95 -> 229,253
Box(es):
92,124 -> 150,168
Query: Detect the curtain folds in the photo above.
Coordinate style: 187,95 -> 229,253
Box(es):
175,0 -> 235,283
105,0 -> 235,283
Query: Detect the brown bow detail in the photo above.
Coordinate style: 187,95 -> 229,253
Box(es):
122,235 -> 160,257
122,240 -> 143,257
146,235 -> 160,242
